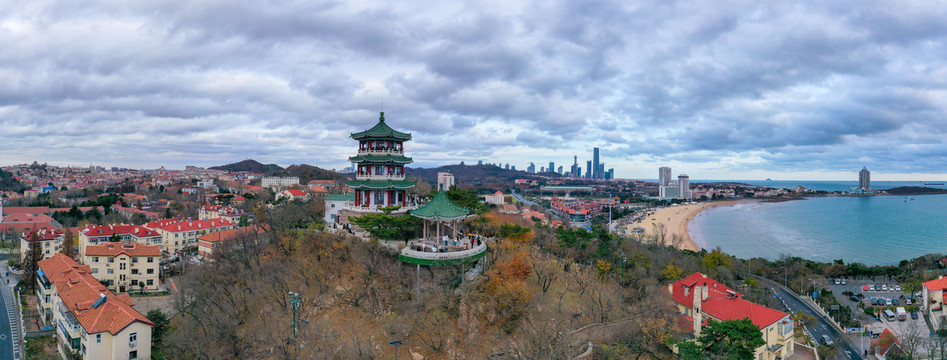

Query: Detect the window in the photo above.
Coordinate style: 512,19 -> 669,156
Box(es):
92,257 -> 99,263
131,280 -> 138,286
131,269 -> 139,275
146,269 -> 154,274
45,250 -> 50,254
91,268 -> 98,274
130,332 -> 137,342
107,269 -> 114,275
132,258 -> 138,263
147,257 -> 154,263
146,279 -> 154,286
129,350 -> 138,359
119,263 -> 126,270
108,258 -> 114,263
96,334 -> 102,343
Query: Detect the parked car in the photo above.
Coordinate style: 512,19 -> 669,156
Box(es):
893,298 -> 899,305
870,285 -> 876,291
882,285 -> 888,291
850,296 -> 860,302
906,298 -> 913,305
886,298 -> 893,306
841,279 -> 847,285
895,285 -> 902,291
822,334 -> 834,346
863,285 -> 870,291
912,311 -> 919,320
871,298 -> 879,306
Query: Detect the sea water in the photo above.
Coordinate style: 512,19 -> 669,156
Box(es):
688,194 -> 947,265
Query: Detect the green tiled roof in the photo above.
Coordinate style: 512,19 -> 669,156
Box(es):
351,112 -> 412,141
325,193 -> 355,201
347,154 -> 413,164
411,191 -> 470,220
346,179 -> 416,190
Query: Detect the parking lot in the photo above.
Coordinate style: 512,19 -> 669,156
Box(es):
819,278 -> 928,349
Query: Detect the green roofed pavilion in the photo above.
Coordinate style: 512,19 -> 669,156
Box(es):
350,112 -> 412,141
411,191 -> 470,221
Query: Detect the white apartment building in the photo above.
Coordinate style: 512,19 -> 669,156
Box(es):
261,176 -> 299,189
19,227 -> 64,264
143,218 -> 235,254
84,242 -> 161,293
436,172 -> 455,191
198,204 -> 245,223
38,254 -> 154,360
78,225 -> 162,259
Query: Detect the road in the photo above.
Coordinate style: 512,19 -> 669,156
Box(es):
509,190 -> 537,207
753,276 -> 864,360
0,254 -> 23,360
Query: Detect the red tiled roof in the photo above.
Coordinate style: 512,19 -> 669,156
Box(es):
85,242 -> 160,257
22,228 -> 63,241
309,185 -> 328,193
285,189 -> 307,197
198,225 -> 267,244
80,224 -> 160,238
670,272 -> 786,329
0,206 -> 51,214
38,254 -> 154,335
0,213 -> 57,232
924,277 -> 947,291
144,218 -> 233,233
870,328 -> 901,356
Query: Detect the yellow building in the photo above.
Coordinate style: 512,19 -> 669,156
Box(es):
19,227 -> 64,264
143,218 -> 234,254
669,272 -> 794,360
84,241 -> 161,293
77,224 -> 162,259
37,254 -> 154,360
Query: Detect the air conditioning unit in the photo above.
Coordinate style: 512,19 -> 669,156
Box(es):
129,340 -> 137,348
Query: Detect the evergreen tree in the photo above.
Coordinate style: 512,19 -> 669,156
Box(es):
24,230 -> 44,291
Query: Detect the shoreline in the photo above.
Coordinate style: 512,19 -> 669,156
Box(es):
628,200 -> 750,251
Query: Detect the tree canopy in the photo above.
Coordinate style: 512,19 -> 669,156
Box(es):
679,318 -> 766,360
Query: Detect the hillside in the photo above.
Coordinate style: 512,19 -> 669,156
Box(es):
406,164 -> 556,186
209,159 -> 284,174
0,169 -> 24,192
272,164 -> 346,183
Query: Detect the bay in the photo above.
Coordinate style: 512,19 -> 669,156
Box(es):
688,194 -> 947,265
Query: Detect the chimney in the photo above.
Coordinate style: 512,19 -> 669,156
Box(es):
702,282 -> 709,301
683,285 -> 689,297
667,283 -> 673,295
692,283 -> 703,336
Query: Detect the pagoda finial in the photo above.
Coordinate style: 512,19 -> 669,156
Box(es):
380,111 -> 385,122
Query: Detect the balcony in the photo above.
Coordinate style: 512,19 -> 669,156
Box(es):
58,302 -> 82,334
358,148 -> 403,155
344,202 -> 417,213
355,174 -> 406,181
130,340 -> 137,348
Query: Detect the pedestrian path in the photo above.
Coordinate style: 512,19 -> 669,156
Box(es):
0,286 -> 21,360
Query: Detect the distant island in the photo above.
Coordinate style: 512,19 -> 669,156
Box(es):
884,186 -> 947,195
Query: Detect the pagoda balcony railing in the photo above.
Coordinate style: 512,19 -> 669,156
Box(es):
401,241 -> 487,261
358,148 -> 404,155
355,174 -> 406,181
345,202 -> 417,212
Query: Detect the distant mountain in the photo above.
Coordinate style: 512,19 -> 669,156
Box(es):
0,169 -> 24,192
272,164 -> 346,184
406,164 -> 557,188
209,159 -> 284,175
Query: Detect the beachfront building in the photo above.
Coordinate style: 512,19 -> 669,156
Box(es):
859,167 -> 871,191
399,191 -> 486,266
659,185 -> 679,200
78,225 -> 162,260
339,112 -> 416,223
37,254 -> 154,360
20,228 -> 64,264
659,167 -> 672,187
669,272 -> 794,360
84,242 -> 161,293
678,174 -> 691,200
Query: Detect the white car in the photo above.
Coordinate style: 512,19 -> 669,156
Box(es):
882,285 -> 888,291
870,285 -> 876,291
885,298 -> 893,306
841,279 -> 847,285
895,285 -> 902,291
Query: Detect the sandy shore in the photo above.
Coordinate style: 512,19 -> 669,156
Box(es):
623,201 -> 740,251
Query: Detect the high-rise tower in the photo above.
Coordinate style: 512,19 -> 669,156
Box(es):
678,174 -> 690,200
859,167 -> 871,190
659,167 -> 672,187
592,147 -> 600,179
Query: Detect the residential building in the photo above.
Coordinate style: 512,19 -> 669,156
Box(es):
484,191 -> 505,205
78,225 -> 162,260
197,226 -> 268,259
198,204 -> 245,223
20,228 -> 64,264
437,172 -> 455,191
923,276 -> 947,330
659,167 -> 672,187
261,176 -> 300,189
84,242 -> 160,293
324,193 -> 355,226
669,272 -> 793,360
37,254 -> 154,360
859,167 -> 871,191
143,218 -> 235,254
869,328 -> 903,359
678,174 -> 691,200
0,211 -> 59,235
277,189 -> 310,202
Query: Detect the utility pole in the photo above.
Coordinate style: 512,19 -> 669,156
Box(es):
288,291 -> 301,338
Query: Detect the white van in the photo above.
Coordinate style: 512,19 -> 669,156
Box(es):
884,309 -> 896,321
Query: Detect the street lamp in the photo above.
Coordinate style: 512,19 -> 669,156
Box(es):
389,340 -> 403,359
288,292 -> 301,339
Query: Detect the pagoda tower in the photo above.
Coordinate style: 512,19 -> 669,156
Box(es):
346,112 -> 416,210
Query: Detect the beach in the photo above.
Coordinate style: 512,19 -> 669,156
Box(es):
624,201 -> 740,251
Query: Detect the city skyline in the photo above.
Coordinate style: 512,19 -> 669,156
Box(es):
3,1 -> 947,181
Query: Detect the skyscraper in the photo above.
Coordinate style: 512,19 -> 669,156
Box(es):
548,162 -> 555,174
557,165 -> 563,175
527,162 -> 535,173
586,160 -> 592,178
659,167 -> 672,187
859,167 -> 871,190
592,147 -> 600,179
570,155 -> 579,177
678,174 -> 690,200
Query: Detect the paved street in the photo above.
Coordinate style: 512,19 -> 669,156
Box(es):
753,275 -> 865,360
0,285 -> 19,360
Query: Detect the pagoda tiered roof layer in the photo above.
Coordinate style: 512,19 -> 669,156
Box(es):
411,191 -> 470,220
350,112 -> 412,141
346,179 -> 416,190
347,154 -> 413,164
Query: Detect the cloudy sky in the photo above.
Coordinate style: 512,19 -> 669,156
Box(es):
2,0 -> 947,180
